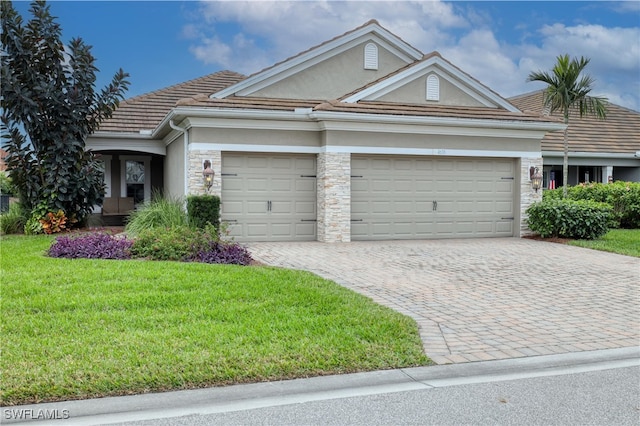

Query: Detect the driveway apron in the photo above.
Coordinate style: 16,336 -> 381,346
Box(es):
248,238 -> 640,364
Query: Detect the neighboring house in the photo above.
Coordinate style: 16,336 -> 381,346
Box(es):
89,20 -> 564,242
509,90 -> 640,187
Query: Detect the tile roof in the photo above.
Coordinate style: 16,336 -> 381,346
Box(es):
509,90 -> 640,154
176,95 -> 555,124
97,71 -> 246,133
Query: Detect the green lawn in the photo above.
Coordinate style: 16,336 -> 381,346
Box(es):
568,229 -> 640,257
0,235 -> 429,406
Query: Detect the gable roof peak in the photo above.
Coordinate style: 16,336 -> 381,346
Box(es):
211,19 -> 423,99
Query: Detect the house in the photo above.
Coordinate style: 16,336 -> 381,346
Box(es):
509,90 -> 640,188
88,20 -> 564,242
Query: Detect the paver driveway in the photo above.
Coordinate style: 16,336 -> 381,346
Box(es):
248,238 -> 639,364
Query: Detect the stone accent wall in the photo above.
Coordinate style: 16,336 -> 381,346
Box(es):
317,152 -> 351,242
188,149 -> 222,197
519,157 -> 543,237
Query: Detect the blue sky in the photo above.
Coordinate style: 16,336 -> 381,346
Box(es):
11,1 -> 640,110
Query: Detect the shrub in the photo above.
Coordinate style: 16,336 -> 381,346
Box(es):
0,202 -> 27,235
130,224 -> 251,265
129,226 -> 204,261
187,195 -> 221,229
526,199 -> 612,239
49,233 -> 133,260
543,181 -> 640,229
125,194 -> 187,236
187,241 -> 253,266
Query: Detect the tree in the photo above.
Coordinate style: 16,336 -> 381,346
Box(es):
1,0 -> 129,228
527,54 -> 607,197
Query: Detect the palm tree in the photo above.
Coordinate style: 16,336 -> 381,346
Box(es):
527,54 -> 607,197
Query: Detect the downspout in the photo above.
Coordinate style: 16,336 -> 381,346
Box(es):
169,119 -> 189,197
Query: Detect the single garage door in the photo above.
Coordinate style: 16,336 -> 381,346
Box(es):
351,155 -> 515,240
221,153 -> 316,242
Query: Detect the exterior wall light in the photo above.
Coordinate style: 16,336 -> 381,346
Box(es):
203,159 -> 214,192
531,167 -> 543,193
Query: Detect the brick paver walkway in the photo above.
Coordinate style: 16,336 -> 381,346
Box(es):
248,238 -> 640,364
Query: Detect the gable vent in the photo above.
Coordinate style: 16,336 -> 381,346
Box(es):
364,43 -> 378,70
426,74 -> 440,101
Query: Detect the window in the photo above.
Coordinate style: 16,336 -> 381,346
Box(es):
125,160 -> 145,204
364,43 -> 378,70
426,74 -> 440,101
120,156 -> 151,206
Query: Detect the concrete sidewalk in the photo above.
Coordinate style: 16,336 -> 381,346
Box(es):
3,347 -> 638,425
248,238 -> 640,364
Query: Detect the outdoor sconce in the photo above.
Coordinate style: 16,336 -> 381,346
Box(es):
531,167 -> 543,193
203,160 -> 214,192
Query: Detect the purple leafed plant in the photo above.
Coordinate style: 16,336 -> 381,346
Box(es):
187,241 -> 253,266
48,232 -> 133,260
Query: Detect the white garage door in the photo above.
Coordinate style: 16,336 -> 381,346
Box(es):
221,153 -> 316,242
351,155 -> 515,240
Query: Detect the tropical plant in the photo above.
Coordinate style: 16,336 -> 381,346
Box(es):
124,194 -> 188,236
0,202 -> 27,235
527,54 -> 607,197
0,1 -> 129,226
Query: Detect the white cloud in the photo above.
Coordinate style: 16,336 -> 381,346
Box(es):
184,1 -> 639,110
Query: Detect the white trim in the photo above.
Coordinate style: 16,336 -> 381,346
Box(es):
100,155 -> 113,198
342,56 -> 519,112
190,143 -> 320,154
88,134 -> 166,156
189,142 -> 539,159
120,155 -> 151,204
311,111 -> 565,133
211,23 -> 422,99
184,116 -> 320,132
323,146 -> 540,158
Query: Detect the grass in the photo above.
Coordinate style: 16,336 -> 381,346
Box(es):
0,235 -> 429,406
568,229 -> 640,257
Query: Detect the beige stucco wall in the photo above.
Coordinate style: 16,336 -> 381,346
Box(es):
190,127 -> 321,147
376,72 -> 487,107
164,136 -> 185,198
249,41 -> 409,100
323,130 -> 541,153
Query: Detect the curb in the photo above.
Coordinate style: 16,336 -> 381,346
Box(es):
3,346 -> 639,425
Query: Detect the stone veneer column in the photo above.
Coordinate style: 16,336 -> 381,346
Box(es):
520,157 -> 543,237
317,152 -> 351,242
188,150 -> 222,197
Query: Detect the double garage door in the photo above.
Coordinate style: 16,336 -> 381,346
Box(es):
222,153 -> 514,242
351,155 -> 515,240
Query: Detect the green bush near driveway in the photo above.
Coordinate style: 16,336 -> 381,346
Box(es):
526,198 -> 612,239
543,181 -> 640,229
187,195 -> 221,229
0,235 -> 430,406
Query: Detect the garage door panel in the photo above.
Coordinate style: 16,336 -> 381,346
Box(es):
372,179 -> 393,191
496,201 -> 513,213
246,178 -> 268,192
352,155 -> 515,240
496,181 -> 513,192
371,200 -> 391,213
457,180 -> 475,192
221,199 -> 243,213
394,179 -> 413,192
496,221 -> 514,234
